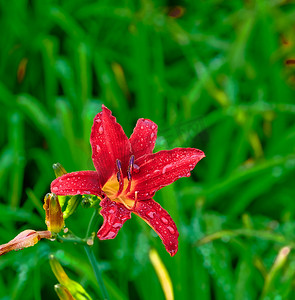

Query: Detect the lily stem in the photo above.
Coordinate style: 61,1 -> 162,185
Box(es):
84,245 -> 109,300
84,209 -> 109,300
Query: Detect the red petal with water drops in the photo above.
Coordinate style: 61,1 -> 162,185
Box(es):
97,198 -> 132,240
133,199 -> 179,256
91,105 -> 132,186
51,171 -> 101,196
129,118 -> 158,158
129,148 -> 205,200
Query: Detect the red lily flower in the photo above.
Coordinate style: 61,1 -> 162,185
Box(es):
51,105 -> 205,256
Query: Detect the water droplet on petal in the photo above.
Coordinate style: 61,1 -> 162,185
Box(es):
104,231 -> 116,239
99,126 -> 103,134
140,126 -> 144,130
77,190 -> 81,194
161,217 -> 169,224
151,133 -> 155,138
84,191 -> 91,194
109,208 -> 115,214
146,210 -> 156,219
95,119 -> 101,123
186,172 -> 191,176
52,186 -> 58,193
152,125 -> 155,130
96,145 -> 100,151
167,226 -> 175,234
113,222 -> 123,229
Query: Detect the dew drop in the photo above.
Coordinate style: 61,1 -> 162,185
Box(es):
161,217 -> 169,224
146,210 -> 156,219
152,125 -> 155,130
95,118 -> 101,123
140,126 -> 144,130
113,222 -> 123,229
104,231 -> 116,239
96,145 -> 100,151
84,191 -> 91,194
99,126 -> 104,134
150,132 -> 155,139
109,208 -> 115,214
52,186 -> 58,193
167,226 -> 175,234
186,172 -> 191,176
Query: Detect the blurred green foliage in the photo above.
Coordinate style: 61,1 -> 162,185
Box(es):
0,0 -> 295,299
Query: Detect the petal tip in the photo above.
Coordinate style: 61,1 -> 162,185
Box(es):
169,248 -> 178,257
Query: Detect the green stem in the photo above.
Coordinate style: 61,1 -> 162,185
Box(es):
84,209 -> 109,300
84,245 -> 109,300
85,209 -> 98,238
56,235 -> 87,244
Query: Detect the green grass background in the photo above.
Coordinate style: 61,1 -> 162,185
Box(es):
1,0 -> 295,299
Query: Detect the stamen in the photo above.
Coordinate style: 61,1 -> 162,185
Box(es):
131,191 -> 138,210
117,171 -> 121,182
116,159 -> 124,196
116,159 -> 122,170
125,155 -> 135,193
127,171 -> 131,181
129,155 -> 135,168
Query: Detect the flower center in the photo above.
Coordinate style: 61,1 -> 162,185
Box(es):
102,155 -> 138,209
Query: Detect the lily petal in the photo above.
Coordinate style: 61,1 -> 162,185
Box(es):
133,199 -> 179,256
129,148 -> 205,200
97,198 -> 131,240
91,105 -> 131,186
51,171 -> 101,196
129,118 -> 158,158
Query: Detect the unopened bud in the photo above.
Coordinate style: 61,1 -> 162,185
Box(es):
54,284 -> 74,300
50,255 -> 92,300
43,193 -> 64,233
53,163 -> 67,178
52,163 -> 67,208
63,195 -> 81,219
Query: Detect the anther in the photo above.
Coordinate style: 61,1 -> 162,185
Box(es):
125,155 -> 135,193
117,171 -> 121,182
129,155 -> 135,168
115,159 -> 124,197
116,159 -> 122,171
127,171 -> 131,181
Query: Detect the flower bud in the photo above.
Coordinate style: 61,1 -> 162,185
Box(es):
52,163 -> 67,208
54,284 -> 74,300
43,193 -> 64,233
50,255 -> 92,300
0,230 -> 51,256
53,163 -> 67,178
63,195 -> 81,219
